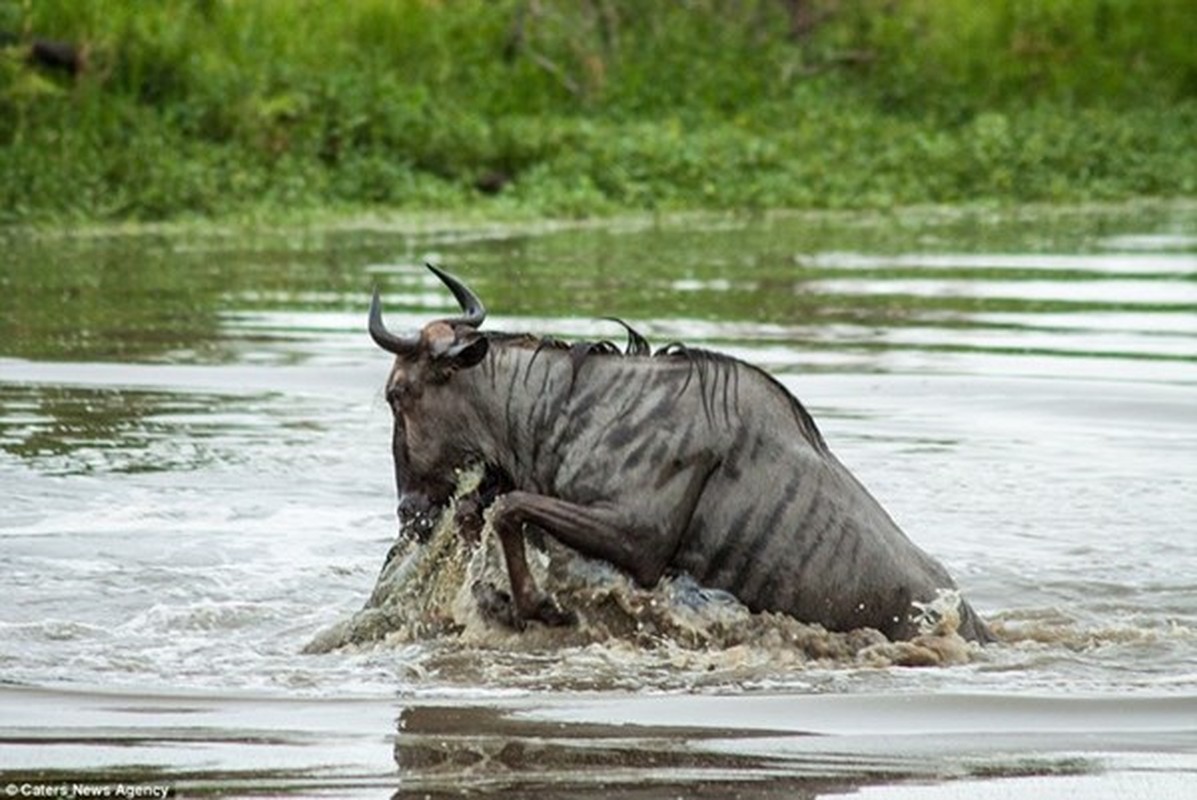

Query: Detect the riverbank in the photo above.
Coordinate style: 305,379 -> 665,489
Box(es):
2,1 -> 1194,224
3,97 -> 1194,224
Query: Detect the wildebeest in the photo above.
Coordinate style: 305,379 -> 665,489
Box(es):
370,265 -> 992,643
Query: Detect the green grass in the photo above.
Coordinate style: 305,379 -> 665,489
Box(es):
1,0 -> 1194,223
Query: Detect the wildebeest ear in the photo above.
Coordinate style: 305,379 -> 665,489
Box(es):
444,334 -> 489,370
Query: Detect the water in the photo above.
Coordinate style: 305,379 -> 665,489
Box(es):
1,203 -> 1195,796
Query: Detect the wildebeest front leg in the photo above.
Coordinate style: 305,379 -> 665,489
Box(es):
490,490 -> 685,626
492,520 -> 577,627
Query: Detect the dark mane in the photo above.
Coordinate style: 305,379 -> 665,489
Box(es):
482,323 -> 828,454
653,342 -> 828,454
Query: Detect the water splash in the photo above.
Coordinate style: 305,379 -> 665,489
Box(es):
305,474 -> 981,683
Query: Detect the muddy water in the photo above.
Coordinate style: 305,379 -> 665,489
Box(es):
1,204 -> 1195,796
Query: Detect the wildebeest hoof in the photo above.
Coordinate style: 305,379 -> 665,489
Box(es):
529,594 -> 577,627
471,580 -> 524,630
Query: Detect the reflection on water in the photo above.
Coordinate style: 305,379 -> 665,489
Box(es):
0,384 -> 288,475
1,203 -> 1195,795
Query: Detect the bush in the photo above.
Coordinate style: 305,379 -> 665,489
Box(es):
0,0 -> 1193,222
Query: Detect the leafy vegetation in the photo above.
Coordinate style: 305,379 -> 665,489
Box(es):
1,0 -> 1194,223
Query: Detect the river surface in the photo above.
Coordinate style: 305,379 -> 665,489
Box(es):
1,204 -> 1195,797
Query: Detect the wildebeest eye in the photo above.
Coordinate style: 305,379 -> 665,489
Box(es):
386,381 -> 425,410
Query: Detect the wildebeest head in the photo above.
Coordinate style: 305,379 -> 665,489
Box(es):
369,265 -> 491,540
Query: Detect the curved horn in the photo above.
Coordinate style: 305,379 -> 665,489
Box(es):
368,287 -> 420,355
427,263 -> 486,328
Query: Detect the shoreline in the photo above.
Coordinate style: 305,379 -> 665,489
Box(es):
3,196 -> 1195,240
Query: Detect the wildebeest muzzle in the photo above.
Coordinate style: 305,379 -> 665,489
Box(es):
397,492 -> 441,542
